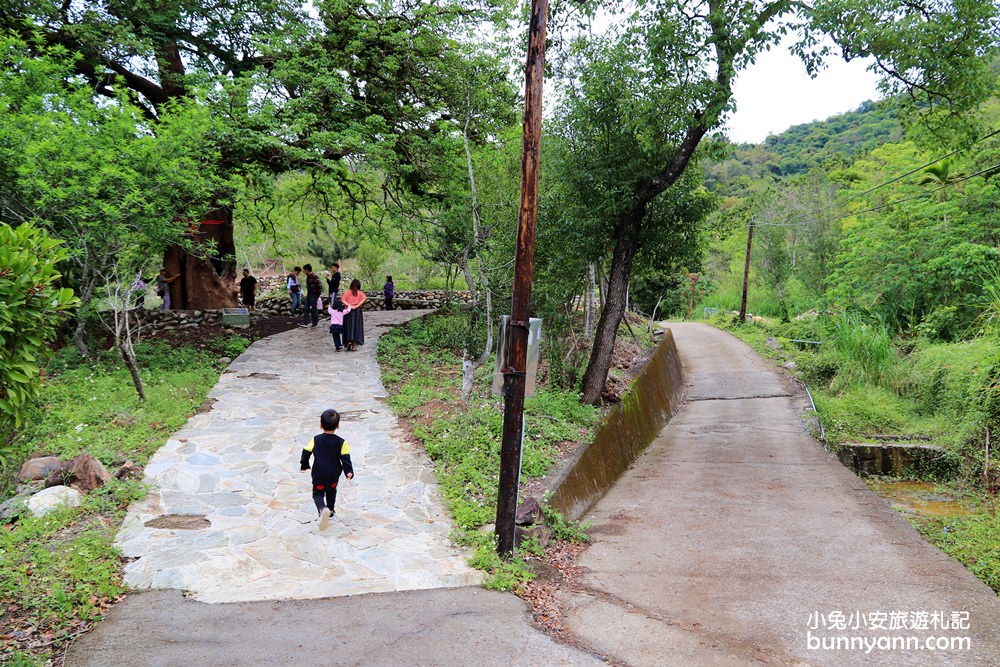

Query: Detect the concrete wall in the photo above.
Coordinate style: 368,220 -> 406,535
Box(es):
547,329 -> 686,522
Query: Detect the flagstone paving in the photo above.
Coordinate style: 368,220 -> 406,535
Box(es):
117,309 -> 482,603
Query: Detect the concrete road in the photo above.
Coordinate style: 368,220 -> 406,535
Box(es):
558,322 -> 1000,666
65,587 -> 602,666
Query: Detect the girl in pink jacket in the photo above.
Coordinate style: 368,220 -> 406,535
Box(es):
328,300 -> 352,351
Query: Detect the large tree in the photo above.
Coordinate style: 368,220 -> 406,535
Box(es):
0,37 -> 224,354
557,0 -> 998,404
1,0 -> 512,308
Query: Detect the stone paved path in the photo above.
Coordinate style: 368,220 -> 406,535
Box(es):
116,309 -> 481,603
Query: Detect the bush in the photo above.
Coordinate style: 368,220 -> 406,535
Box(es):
0,223 -> 78,460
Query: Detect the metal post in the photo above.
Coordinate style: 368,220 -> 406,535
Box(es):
495,0 -> 548,559
738,217 -> 754,322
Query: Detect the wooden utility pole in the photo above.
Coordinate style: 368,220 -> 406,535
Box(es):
738,217 -> 755,322
495,0 -> 549,558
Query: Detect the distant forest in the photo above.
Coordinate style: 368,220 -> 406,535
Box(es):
705,101 -> 903,201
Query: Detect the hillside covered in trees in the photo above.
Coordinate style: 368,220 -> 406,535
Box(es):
704,101 -> 904,201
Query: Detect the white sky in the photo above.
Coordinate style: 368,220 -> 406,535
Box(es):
725,42 -> 882,144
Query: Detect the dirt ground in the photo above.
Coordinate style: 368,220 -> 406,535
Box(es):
144,311 -> 301,351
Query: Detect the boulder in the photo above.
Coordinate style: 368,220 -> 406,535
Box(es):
45,453 -> 112,493
515,496 -> 543,526
17,456 -> 62,482
0,495 -> 29,522
27,485 -> 83,517
766,337 -> 782,350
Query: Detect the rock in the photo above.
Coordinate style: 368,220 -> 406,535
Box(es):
478,523 -> 496,534
783,361 -> 798,371
113,461 -> 142,480
45,453 -> 112,493
0,495 -> 28,522
515,496 -> 543,526
219,357 -> 232,366
27,485 -> 83,516
17,456 -> 62,482
766,337 -> 782,349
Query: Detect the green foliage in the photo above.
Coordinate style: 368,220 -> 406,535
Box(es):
353,241 -> 389,290
831,314 -> 899,389
204,335 -> 252,359
469,541 -> 536,590
540,504 -> 591,543
378,311 -> 599,584
915,511 -> 1000,593
306,229 -> 359,269
705,101 -> 903,198
0,223 -> 78,451
0,479 -> 145,659
2,342 -> 220,498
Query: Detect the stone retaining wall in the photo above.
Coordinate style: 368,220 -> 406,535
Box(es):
133,290 -> 473,334
546,328 -> 686,521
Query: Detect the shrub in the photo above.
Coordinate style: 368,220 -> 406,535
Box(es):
0,223 -> 78,459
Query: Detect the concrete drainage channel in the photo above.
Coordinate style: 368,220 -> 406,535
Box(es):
547,326 -> 686,522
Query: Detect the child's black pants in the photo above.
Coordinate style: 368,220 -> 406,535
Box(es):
312,482 -> 338,514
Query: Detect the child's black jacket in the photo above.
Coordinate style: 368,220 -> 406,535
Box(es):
301,433 -> 353,482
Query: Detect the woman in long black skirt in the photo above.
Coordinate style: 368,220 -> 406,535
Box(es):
341,278 -> 367,351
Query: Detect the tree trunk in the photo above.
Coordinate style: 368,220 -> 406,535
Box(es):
163,207 -> 239,310
72,277 -> 95,359
118,340 -> 146,401
585,263 -> 595,337
581,217 -> 640,405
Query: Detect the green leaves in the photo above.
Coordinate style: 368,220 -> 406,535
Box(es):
0,223 -> 79,433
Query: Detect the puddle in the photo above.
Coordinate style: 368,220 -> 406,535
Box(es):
145,514 -> 211,529
869,480 -> 973,518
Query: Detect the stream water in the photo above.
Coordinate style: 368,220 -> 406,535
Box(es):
869,480 -> 973,519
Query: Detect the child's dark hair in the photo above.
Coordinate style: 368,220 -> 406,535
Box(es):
332,299 -> 346,311
320,409 -> 340,431
386,275 -> 393,282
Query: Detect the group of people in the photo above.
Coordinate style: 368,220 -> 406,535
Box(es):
285,263 -> 382,352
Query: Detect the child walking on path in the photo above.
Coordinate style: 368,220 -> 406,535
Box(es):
328,300 -> 352,351
300,409 -> 354,530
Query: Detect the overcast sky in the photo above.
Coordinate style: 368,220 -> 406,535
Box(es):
724,42 -> 883,144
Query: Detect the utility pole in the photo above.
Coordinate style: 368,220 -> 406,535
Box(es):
495,0 -> 548,559
738,217 -> 755,322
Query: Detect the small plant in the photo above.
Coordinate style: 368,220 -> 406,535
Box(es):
469,541 -> 537,590
541,503 -> 591,543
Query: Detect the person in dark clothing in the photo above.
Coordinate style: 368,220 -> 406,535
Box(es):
327,263 -> 341,299
299,263 -> 324,328
300,409 -> 354,529
239,269 -> 257,310
383,275 -> 394,311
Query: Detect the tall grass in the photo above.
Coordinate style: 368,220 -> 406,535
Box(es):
831,313 -> 899,389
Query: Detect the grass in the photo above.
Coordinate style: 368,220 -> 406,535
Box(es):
2,343 -> 222,484
377,309 -> 598,589
912,507 -> 1000,593
0,337 -> 231,664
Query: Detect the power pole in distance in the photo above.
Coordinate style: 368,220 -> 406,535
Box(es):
739,216 -> 755,323
495,0 -> 549,559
